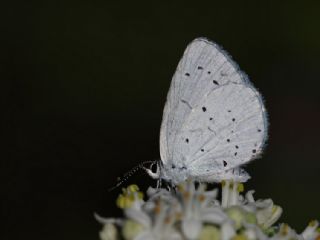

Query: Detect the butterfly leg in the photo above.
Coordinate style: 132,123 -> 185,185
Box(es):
156,178 -> 162,189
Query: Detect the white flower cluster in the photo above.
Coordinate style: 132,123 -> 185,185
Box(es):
96,181 -> 320,240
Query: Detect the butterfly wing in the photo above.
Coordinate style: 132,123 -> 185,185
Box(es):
197,167 -> 251,183
172,83 -> 267,178
160,38 -> 250,165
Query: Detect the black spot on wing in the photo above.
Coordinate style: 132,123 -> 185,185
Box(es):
180,99 -> 192,109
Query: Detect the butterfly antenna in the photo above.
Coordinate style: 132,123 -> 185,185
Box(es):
108,160 -> 156,192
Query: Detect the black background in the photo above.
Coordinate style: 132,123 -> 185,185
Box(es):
1,1 -> 320,240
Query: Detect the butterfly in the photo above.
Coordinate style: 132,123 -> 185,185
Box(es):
145,38 -> 268,185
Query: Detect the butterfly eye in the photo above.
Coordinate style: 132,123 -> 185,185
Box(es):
151,163 -> 158,172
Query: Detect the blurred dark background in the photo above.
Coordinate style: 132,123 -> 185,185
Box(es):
1,1 -> 320,239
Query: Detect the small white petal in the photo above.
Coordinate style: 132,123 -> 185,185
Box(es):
243,223 -> 268,240
245,190 -> 255,203
222,181 -> 231,208
135,231 -> 155,240
125,208 -> 151,228
221,221 -> 236,240
200,208 -> 228,224
99,223 -> 118,240
263,206 -> 282,229
255,199 -> 273,209
166,230 -> 183,240
94,213 -> 122,225
302,221 -> 320,240
182,219 -> 202,240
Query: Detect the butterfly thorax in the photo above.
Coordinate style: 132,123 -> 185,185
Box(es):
160,161 -> 190,184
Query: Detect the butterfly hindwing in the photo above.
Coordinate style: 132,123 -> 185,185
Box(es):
172,83 -> 267,177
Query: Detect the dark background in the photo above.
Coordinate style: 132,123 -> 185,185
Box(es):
1,1 -> 320,239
